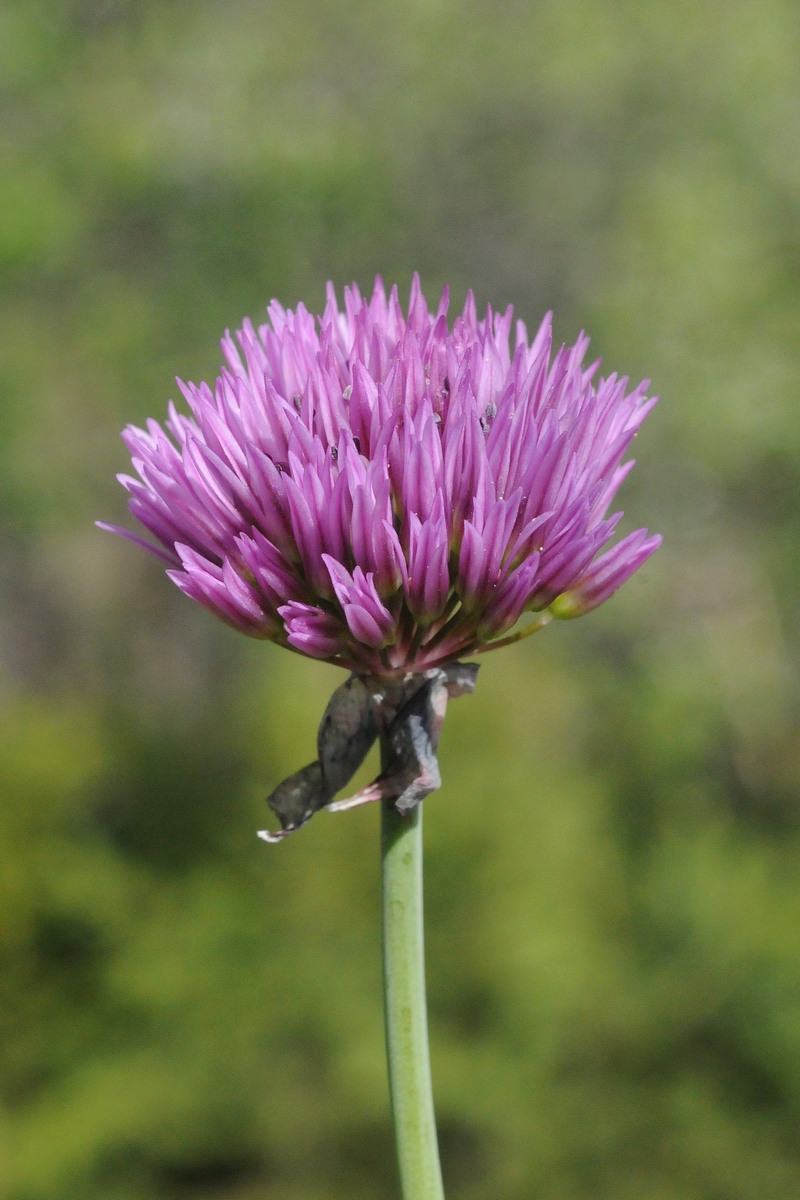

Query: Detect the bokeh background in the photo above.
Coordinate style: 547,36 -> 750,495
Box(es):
3,2 -> 800,1197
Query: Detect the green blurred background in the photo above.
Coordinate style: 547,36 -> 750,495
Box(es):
2,1 -> 800,1197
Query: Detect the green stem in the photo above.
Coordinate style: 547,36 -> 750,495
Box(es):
472,609 -> 553,655
381,773 -> 445,1200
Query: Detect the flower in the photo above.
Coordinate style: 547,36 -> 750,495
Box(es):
99,275 -> 661,676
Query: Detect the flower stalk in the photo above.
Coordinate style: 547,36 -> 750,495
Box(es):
382,790 -> 444,1200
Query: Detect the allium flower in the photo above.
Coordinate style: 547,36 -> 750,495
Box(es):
99,275 -> 664,1193
99,275 -> 660,676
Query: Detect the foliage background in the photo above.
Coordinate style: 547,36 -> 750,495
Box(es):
2,1 -> 800,1197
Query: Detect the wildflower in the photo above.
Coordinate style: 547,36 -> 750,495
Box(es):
100,275 -> 660,672
100,276 -> 660,835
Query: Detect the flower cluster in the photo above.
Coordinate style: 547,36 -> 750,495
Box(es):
100,276 -> 660,675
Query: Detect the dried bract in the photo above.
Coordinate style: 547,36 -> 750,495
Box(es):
260,663 -> 479,840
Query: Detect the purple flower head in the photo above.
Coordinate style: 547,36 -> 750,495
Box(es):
100,275 -> 661,676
